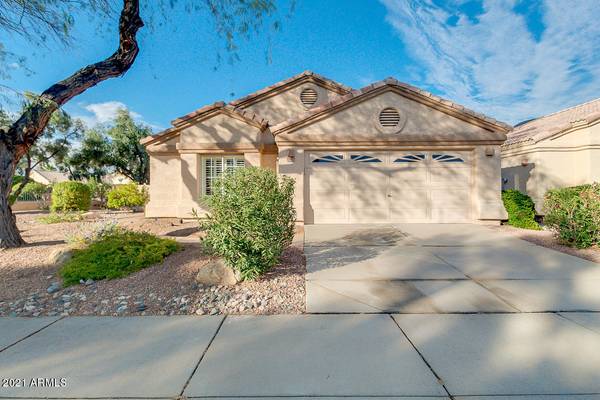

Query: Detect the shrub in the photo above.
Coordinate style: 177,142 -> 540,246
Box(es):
38,212 -> 84,224
67,220 -> 121,246
20,181 -> 48,197
107,184 -> 148,209
501,189 -> 540,230
544,184 -> 600,248
51,181 -> 92,212
87,179 -> 112,208
199,167 -> 296,280
60,230 -> 180,286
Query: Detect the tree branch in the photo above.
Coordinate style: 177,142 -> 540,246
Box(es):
3,0 -> 144,161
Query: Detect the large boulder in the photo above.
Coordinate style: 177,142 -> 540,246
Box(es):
48,247 -> 74,266
196,258 -> 241,286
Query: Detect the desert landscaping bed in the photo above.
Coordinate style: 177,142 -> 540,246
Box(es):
493,224 -> 600,263
0,211 -> 305,317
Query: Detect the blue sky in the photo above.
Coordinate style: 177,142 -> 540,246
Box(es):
2,0 -> 600,130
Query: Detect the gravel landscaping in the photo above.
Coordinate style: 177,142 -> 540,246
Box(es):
494,224 -> 600,263
0,211 -> 305,317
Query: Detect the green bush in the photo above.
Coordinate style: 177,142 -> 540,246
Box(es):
20,181 -> 49,198
199,167 -> 296,280
501,189 -> 540,230
107,184 -> 148,209
60,230 -> 180,286
544,184 -> 600,248
51,181 -> 92,212
38,212 -> 84,224
87,179 -> 112,208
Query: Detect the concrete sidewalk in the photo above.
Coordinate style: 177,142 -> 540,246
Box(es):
1,314 -> 600,399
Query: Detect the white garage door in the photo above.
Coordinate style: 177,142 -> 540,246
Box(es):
307,151 -> 472,223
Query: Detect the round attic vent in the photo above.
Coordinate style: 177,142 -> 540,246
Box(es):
378,107 -> 401,128
300,88 -> 318,107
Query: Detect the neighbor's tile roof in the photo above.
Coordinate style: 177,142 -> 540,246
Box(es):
271,77 -> 512,134
32,169 -> 69,183
504,98 -> 600,147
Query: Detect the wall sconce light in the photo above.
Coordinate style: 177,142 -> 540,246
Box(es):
521,159 -> 529,167
286,149 -> 295,162
485,147 -> 495,157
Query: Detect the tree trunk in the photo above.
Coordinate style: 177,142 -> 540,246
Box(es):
0,142 -> 24,247
10,154 -> 32,204
0,0 -> 143,248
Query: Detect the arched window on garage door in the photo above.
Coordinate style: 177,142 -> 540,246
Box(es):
350,154 -> 382,163
432,154 -> 465,163
393,154 -> 425,163
312,154 -> 344,163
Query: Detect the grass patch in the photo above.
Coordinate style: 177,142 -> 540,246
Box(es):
59,230 -> 181,286
38,212 -> 85,224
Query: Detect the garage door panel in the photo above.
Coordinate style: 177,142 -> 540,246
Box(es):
312,207 -> 347,222
431,189 -> 469,208
349,190 -> 388,208
388,169 -> 427,185
389,189 -> 428,205
310,191 -> 347,206
309,170 -> 346,192
390,207 -> 429,221
429,167 -> 470,185
346,168 -> 388,189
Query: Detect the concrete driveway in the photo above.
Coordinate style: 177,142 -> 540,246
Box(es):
305,224 -> 600,313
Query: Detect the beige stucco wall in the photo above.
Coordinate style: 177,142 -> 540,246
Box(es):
243,83 -> 341,125
276,91 -> 504,144
145,110 -> 277,219
501,122 -> 600,213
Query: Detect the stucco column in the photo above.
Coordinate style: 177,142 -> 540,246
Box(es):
474,145 -> 507,223
277,147 -> 305,223
177,152 -> 201,218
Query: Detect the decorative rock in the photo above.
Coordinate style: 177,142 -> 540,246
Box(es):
195,259 -> 240,286
48,247 -> 74,266
47,282 -> 61,294
85,279 -> 94,286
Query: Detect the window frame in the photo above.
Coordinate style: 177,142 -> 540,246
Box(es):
201,155 -> 245,196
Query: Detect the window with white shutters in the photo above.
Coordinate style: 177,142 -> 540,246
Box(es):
202,155 -> 245,195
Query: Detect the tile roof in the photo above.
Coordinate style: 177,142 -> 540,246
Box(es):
504,98 -> 600,147
141,102 -> 268,145
32,169 -> 69,183
271,77 -> 512,134
229,70 -> 353,107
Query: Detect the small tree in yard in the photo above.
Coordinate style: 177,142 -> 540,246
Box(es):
199,167 -> 296,280
0,0 -> 284,248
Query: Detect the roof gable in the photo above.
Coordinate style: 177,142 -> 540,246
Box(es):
272,78 -> 511,136
229,70 -> 352,109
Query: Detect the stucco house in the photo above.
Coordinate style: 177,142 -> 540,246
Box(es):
501,98 -> 600,212
30,169 -> 69,185
141,71 -> 511,224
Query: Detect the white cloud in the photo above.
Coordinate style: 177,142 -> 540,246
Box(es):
75,101 -> 142,127
381,0 -> 600,123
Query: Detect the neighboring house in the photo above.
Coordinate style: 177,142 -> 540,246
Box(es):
141,71 -> 511,224
501,98 -> 600,213
103,173 -> 133,185
30,169 -> 69,185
